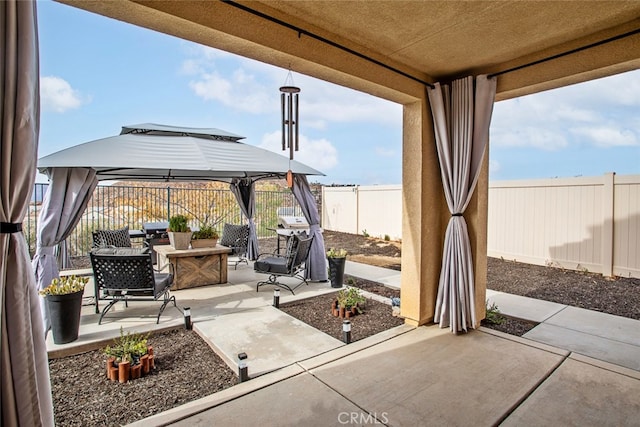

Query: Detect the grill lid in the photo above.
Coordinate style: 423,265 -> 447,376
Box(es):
278,215 -> 309,229
142,221 -> 169,235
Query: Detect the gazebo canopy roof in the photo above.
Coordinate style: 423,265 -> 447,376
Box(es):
37,124 -> 324,182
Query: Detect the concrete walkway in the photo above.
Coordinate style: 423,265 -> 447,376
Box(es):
486,289 -> 640,372
48,262 -> 640,426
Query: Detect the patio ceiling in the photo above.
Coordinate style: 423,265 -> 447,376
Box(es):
59,0 -> 640,102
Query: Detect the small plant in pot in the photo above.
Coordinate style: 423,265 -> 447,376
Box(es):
103,327 -> 152,383
191,224 -> 220,248
167,214 -> 192,250
39,275 -> 89,344
336,287 -> 366,318
327,248 -> 347,288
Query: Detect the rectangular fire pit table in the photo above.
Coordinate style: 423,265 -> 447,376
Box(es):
154,245 -> 232,290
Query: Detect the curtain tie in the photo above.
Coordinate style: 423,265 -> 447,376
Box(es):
452,213 -> 463,217
0,222 -> 22,233
36,246 -> 56,256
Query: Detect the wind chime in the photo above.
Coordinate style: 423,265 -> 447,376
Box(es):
280,71 -> 300,188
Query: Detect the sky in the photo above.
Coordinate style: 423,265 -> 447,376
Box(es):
37,1 -> 639,185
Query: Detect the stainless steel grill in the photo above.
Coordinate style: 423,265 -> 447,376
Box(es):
277,215 -> 309,230
143,221 -> 169,264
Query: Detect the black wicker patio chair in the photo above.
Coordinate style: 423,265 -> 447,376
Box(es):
220,223 -> 250,269
254,233 -> 314,295
90,250 -> 176,324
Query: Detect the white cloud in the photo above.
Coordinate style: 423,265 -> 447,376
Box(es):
40,76 -> 86,113
188,69 -> 273,114
491,69 -> 640,151
182,46 -> 401,126
259,131 -> 338,171
491,126 -> 569,150
571,126 -> 638,147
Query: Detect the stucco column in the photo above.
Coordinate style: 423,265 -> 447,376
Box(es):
400,96 -> 489,327
400,98 -> 446,326
467,144 -> 490,327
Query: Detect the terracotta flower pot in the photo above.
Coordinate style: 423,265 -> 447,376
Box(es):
118,360 -> 131,383
131,364 -> 142,380
141,354 -> 150,375
108,366 -> 118,381
339,307 -> 346,318
106,357 -> 115,378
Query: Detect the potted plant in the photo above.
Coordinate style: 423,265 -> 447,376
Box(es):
337,287 -> 366,317
167,214 -> 192,250
191,224 -> 220,248
39,275 -> 89,344
103,327 -> 152,383
327,248 -> 347,288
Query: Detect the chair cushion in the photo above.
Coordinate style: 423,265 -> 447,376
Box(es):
92,226 -> 131,248
153,273 -> 173,295
220,223 -> 248,247
254,256 -> 289,274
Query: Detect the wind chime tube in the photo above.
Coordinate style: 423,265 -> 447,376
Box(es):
281,93 -> 286,151
288,92 -> 294,160
294,93 -> 299,152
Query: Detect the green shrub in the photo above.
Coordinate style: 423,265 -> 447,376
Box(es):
485,300 -> 505,325
103,327 -> 150,363
168,214 -> 190,232
192,224 -> 219,239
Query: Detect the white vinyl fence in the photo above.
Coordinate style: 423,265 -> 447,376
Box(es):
322,185 -> 402,240
322,174 -> 640,278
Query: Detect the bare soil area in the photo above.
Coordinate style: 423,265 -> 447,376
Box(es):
49,329 -> 237,427
55,230 -> 640,425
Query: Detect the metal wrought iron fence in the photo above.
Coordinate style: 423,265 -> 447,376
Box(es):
24,183 -> 314,258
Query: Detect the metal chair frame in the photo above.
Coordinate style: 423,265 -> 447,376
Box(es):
254,234 -> 314,295
90,251 -> 176,324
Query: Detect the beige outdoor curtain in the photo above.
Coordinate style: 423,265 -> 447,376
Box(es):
230,178 -> 259,260
1,1 -> 55,425
32,167 -> 98,332
292,174 -> 328,281
427,75 -> 496,334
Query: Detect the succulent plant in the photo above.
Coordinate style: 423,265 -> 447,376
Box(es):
39,275 -> 89,296
326,247 -> 347,258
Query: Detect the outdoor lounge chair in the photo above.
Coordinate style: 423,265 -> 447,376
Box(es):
90,249 -> 176,324
220,223 -> 250,269
254,233 -> 314,295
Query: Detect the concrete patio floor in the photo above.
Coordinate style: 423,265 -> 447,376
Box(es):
49,262 -> 640,426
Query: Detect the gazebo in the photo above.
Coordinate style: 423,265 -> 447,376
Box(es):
33,123 -> 329,328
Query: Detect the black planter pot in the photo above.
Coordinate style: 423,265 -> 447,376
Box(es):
46,290 -> 84,344
328,257 -> 346,288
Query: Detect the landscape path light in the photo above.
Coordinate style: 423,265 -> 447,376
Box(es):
183,306 -> 192,330
342,320 -> 351,344
238,352 -> 249,383
273,288 -> 280,308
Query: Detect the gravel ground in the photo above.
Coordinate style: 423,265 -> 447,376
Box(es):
54,230 -> 640,425
49,329 -> 237,427
279,288 -> 404,342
